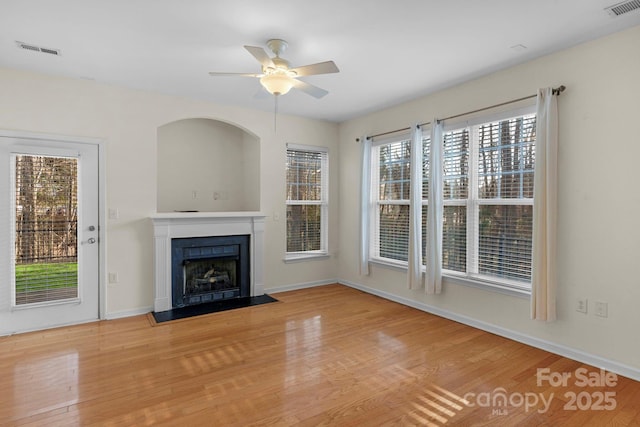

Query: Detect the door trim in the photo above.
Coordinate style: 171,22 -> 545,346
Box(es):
0,129 -> 106,320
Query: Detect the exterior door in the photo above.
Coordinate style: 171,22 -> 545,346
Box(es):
0,136 -> 100,334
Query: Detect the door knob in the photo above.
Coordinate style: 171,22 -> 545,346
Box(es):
88,238 -> 96,244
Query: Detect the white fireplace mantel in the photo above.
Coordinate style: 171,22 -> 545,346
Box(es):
150,212 -> 266,312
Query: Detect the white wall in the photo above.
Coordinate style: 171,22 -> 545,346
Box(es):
338,25 -> 640,373
0,67 -> 339,316
157,118 -> 260,212
242,130 -> 261,211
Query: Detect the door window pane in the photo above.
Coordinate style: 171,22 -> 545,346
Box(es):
14,155 -> 78,305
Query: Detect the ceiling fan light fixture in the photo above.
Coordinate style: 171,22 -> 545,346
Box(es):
260,73 -> 294,96
210,39 -> 338,99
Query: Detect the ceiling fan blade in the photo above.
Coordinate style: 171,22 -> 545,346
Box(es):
209,72 -> 262,77
290,61 -> 339,77
291,79 -> 329,98
244,45 -> 275,69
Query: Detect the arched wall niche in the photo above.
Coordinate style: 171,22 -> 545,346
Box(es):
157,118 -> 260,212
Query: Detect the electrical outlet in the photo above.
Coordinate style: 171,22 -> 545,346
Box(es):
213,190 -> 228,201
576,297 -> 587,314
595,301 -> 608,318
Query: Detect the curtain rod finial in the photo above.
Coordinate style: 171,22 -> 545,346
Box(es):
553,85 -> 566,96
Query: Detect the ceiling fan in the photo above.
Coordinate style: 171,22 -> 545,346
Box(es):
209,39 -> 339,98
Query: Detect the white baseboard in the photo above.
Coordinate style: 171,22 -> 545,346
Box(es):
266,279 -> 337,294
339,279 -> 640,383
0,317 -> 100,336
105,306 -> 153,320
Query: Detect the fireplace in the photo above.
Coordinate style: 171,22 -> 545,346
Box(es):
151,212 -> 265,313
171,235 -> 250,307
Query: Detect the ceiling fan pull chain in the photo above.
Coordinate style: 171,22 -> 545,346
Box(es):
274,95 -> 278,133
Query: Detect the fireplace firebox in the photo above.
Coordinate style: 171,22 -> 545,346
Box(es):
171,235 -> 250,308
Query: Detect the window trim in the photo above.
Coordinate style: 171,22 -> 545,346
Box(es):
285,144 -> 329,260
443,271 -> 531,298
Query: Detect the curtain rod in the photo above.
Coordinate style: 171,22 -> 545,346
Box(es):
356,85 -> 565,142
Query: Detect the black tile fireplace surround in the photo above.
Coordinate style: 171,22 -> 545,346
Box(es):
171,234 -> 250,308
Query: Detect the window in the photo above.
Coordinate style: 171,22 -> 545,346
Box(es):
371,139 -> 411,263
421,136 -> 431,266
13,154 -> 79,305
442,128 -> 469,272
443,111 -> 536,287
370,136 -> 432,266
286,144 -> 328,258
365,108 -> 536,291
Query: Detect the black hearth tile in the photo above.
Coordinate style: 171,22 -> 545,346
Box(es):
151,294 -> 278,323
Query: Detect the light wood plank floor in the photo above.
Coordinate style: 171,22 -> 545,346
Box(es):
1,284 -> 638,426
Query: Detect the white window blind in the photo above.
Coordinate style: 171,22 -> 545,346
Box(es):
442,129 -> 469,273
421,136 -> 430,266
443,112 -> 536,285
286,145 -> 328,255
476,115 -> 536,282
373,140 -> 411,262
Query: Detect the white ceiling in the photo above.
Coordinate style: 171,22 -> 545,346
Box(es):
1,0 -> 639,123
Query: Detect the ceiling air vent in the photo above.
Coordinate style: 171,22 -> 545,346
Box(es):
15,41 -> 61,56
605,0 -> 640,16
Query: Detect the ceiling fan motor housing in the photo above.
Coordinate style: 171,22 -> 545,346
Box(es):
266,39 -> 288,57
264,57 -> 293,75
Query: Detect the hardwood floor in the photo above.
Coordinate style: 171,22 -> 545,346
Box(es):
1,284 -> 638,426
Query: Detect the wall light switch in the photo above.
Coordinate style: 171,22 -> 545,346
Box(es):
576,298 -> 587,314
108,208 -> 119,220
595,301 -> 608,318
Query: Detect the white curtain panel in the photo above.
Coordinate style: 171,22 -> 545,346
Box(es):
426,120 -> 444,294
531,88 -> 558,321
408,125 -> 423,289
359,136 -> 372,276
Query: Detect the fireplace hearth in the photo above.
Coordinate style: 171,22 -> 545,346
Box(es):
171,235 -> 250,307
